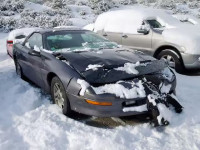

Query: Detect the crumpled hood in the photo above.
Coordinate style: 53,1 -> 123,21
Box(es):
163,25 -> 200,55
60,49 -> 167,84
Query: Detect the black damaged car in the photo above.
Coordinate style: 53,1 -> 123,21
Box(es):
13,28 -> 183,126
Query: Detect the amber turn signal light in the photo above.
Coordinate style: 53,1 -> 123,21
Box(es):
85,99 -> 112,106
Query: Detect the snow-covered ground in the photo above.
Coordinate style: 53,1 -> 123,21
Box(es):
1,30 -> 200,149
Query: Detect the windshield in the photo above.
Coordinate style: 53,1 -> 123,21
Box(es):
45,31 -> 118,52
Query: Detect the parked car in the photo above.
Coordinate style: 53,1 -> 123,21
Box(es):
13,28 -> 182,126
7,28 -> 40,58
87,8 -> 200,72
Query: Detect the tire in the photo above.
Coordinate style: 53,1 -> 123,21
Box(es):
156,49 -> 185,73
15,59 -> 24,79
51,76 -> 72,116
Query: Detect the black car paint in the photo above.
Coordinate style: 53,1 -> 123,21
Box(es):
13,29 -> 176,117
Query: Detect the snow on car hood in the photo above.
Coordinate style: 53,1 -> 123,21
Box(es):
163,25 -> 200,55
60,49 -> 167,84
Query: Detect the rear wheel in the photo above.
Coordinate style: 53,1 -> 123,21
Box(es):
51,76 -> 72,116
156,49 -> 185,73
15,59 -> 24,79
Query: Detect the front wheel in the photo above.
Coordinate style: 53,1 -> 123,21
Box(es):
156,50 -> 185,73
51,76 -> 72,116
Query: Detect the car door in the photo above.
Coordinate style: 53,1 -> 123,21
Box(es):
22,33 -> 44,87
97,30 -> 122,45
102,32 -> 122,44
121,21 -> 153,54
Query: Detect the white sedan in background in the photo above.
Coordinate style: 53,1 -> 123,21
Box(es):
7,28 -> 40,58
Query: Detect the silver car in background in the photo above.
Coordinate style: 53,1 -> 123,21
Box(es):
87,8 -> 200,73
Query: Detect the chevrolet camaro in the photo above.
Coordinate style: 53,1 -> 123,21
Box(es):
13,27 -> 183,126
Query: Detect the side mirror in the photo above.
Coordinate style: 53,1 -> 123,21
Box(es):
28,45 -> 41,57
137,24 -> 150,34
137,28 -> 149,34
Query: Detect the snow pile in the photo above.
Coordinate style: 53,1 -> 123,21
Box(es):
85,64 -> 104,71
77,79 -> 90,96
115,62 -> 140,75
92,80 -> 146,99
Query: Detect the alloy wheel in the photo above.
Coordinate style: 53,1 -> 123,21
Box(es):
53,83 -> 65,109
161,55 -> 175,68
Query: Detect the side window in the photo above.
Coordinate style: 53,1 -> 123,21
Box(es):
25,33 -> 43,50
146,20 -> 163,29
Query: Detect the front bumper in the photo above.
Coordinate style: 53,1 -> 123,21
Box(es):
66,68 -> 176,117
181,53 -> 200,70
67,93 -> 148,117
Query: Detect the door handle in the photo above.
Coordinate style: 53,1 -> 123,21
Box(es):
28,51 -> 40,57
122,35 -> 128,38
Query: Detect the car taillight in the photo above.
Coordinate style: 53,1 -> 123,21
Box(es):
7,40 -> 14,57
7,40 -> 13,44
